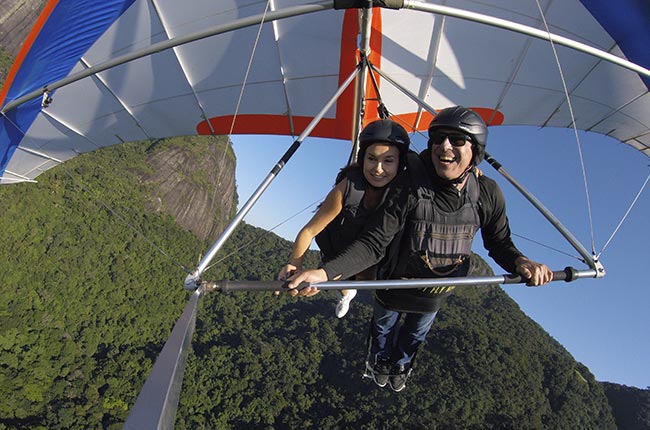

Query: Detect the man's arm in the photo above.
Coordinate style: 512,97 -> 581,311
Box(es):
286,184 -> 411,293
322,188 -> 407,280
479,177 -> 552,286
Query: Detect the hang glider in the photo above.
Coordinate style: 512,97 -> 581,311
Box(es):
1,0 -> 649,185
2,0 -> 649,428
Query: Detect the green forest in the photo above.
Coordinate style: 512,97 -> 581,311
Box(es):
1,45 -> 649,430
0,137 -> 647,430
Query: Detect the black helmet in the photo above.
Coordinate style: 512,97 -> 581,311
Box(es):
427,106 -> 488,165
358,119 -> 410,164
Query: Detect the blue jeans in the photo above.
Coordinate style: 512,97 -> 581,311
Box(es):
368,300 -> 438,367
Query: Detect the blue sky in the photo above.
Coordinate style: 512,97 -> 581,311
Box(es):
231,126 -> 650,390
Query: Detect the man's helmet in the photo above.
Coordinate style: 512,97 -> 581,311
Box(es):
358,119 -> 410,164
427,106 -> 488,165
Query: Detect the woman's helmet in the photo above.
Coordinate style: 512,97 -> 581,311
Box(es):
427,106 -> 488,165
357,119 -> 410,165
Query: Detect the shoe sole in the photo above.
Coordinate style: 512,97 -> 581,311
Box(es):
363,362 -> 388,387
374,376 -> 388,388
389,381 -> 406,392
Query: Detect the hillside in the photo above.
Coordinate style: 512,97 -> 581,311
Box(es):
0,137 -> 619,430
603,383 -> 650,430
0,137 -> 239,429
2,12 -> 649,430
0,0 -> 46,57
179,259 -> 617,429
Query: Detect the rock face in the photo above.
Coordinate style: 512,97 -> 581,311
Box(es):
0,3 -> 238,244
0,0 -> 46,57
142,135 -> 237,243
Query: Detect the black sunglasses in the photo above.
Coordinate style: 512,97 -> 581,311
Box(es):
429,130 -> 472,147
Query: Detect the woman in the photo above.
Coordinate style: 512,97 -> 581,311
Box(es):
278,119 -> 410,317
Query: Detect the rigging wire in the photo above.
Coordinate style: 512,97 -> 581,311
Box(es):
363,56 -> 390,120
512,233 -> 585,263
214,1 -> 276,192
534,0 -> 597,257
227,0 -> 272,137
597,169 -> 650,259
363,60 -> 428,152
201,197 -> 323,274
206,0 -> 300,273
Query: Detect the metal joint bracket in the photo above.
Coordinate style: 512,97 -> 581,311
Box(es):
593,259 -> 606,278
183,270 -> 201,291
41,88 -> 53,108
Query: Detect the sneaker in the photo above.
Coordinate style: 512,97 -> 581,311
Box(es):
335,289 -> 357,318
389,363 -> 412,392
365,358 -> 391,388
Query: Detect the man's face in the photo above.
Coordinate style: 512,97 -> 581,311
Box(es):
429,127 -> 474,181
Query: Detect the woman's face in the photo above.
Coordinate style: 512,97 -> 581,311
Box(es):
362,142 -> 400,188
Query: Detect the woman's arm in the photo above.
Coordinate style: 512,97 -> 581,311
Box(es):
278,180 -> 347,280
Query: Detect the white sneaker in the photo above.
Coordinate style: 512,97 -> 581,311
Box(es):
335,289 -> 357,318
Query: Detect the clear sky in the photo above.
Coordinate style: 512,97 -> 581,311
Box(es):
230,126 -> 650,390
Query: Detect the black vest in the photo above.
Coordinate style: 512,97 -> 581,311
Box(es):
377,169 -> 481,313
315,169 -> 374,263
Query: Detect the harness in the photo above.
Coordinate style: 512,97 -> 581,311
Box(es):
315,168 -> 370,262
377,162 -> 482,313
399,168 -> 481,278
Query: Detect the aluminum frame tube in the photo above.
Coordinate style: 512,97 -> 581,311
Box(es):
348,7 -> 373,161
208,267 -> 598,292
484,153 -> 604,274
123,288 -> 203,430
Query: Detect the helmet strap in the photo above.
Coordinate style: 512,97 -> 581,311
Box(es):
440,164 -> 474,186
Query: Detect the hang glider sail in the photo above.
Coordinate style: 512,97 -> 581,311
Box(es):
1,0 -> 649,185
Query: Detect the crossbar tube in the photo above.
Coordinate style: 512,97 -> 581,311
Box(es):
206,267 -> 596,292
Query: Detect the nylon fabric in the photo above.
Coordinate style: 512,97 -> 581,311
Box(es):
579,0 -> 650,88
2,0 -> 650,181
315,168 -> 373,262
377,165 -> 481,314
0,0 -> 136,174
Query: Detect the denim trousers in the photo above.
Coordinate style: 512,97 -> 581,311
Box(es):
368,300 -> 438,367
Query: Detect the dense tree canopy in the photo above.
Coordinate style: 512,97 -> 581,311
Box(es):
1,46 -> 648,430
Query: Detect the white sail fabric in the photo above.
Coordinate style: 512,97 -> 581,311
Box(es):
1,0 -> 648,183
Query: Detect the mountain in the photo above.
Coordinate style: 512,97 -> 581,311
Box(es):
0,0 -> 45,58
0,131 -> 621,430
0,137 -> 238,429
603,383 -> 650,430
138,135 -> 238,242
2,11 -> 650,430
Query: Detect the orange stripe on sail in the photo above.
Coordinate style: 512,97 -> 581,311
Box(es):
197,114 -> 351,141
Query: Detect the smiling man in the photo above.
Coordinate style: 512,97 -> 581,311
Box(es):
287,106 -> 553,392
